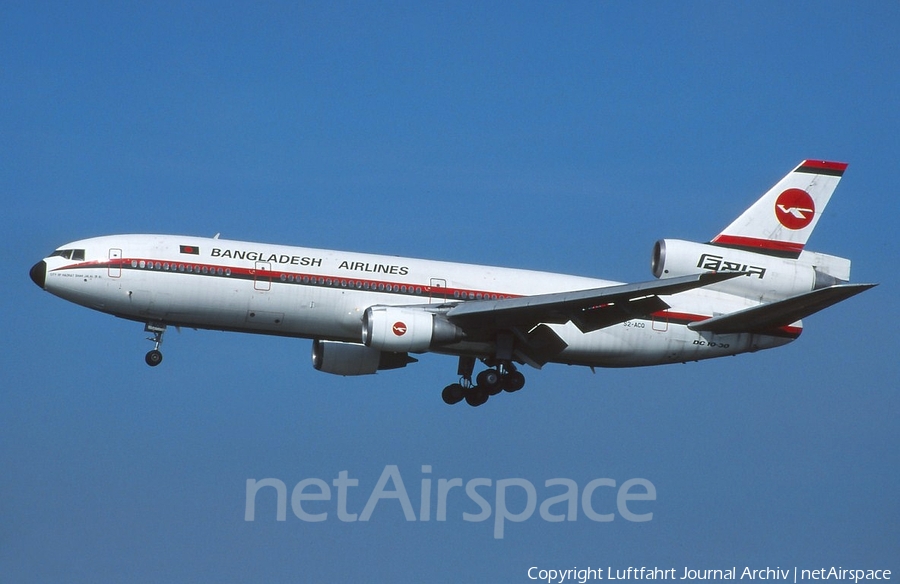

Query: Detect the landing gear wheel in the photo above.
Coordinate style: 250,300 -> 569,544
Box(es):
443,356 -> 526,405
144,322 -> 167,367
476,368 -> 502,395
442,383 -> 465,405
503,371 -> 525,392
465,388 -> 489,407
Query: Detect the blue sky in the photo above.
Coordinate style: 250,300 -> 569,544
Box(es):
2,2 -> 898,582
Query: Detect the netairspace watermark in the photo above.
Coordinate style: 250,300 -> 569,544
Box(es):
526,567 -> 892,584
244,464 -> 656,539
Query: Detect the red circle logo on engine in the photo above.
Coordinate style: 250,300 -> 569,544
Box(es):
774,189 -> 815,230
392,322 -> 407,336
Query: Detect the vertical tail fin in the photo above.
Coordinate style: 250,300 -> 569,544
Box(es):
711,160 -> 847,258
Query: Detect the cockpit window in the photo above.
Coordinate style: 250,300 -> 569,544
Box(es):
50,249 -> 86,261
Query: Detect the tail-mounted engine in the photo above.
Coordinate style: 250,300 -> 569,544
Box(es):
652,239 -> 850,300
362,306 -> 464,352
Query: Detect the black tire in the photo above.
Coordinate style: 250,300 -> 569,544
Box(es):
441,383 -> 465,405
503,371 -> 525,392
476,369 -> 501,392
465,388 -> 489,407
145,350 -> 163,367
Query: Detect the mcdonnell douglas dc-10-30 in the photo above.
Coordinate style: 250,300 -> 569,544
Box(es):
30,160 -> 874,406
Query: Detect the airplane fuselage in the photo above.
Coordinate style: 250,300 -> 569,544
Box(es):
31,233 -> 791,369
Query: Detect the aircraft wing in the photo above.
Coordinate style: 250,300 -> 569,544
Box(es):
687,283 -> 876,334
444,271 -> 744,334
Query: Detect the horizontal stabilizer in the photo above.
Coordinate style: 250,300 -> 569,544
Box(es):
688,283 -> 876,334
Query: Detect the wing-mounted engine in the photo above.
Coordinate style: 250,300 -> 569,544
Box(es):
362,306 -> 464,352
652,239 -> 851,300
312,339 -> 416,376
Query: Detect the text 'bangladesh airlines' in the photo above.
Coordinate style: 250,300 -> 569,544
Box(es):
30,160 -> 874,406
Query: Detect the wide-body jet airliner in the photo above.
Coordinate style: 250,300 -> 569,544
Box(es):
30,160 -> 873,406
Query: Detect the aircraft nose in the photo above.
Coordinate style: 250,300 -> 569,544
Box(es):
30,260 -> 47,289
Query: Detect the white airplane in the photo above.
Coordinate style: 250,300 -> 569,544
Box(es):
30,160 -> 874,406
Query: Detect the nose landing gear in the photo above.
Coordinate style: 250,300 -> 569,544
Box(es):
144,322 -> 167,366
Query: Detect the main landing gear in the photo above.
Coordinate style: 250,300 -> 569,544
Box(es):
442,357 -> 525,407
144,322 -> 166,367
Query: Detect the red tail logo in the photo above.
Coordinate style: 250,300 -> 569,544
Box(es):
775,189 -> 815,230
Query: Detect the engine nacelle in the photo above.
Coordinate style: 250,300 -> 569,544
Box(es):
362,306 -> 463,352
311,340 -> 413,376
651,239 -> 846,300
